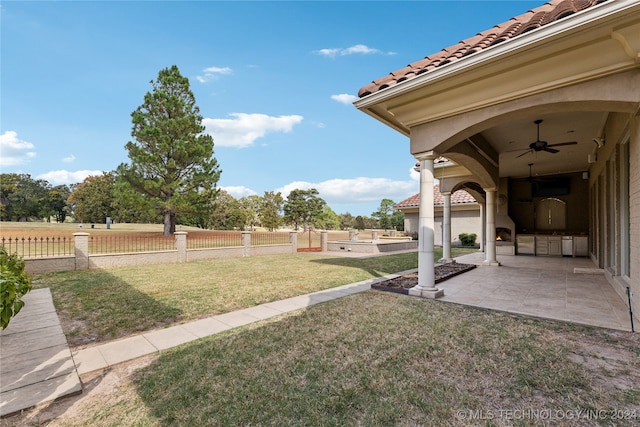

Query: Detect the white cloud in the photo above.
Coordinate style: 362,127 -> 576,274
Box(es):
331,94 -> 358,105
221,185 -> 257,198
196,66 -> 233,83
314,44 -> 395,58
36,169 -> 103,185
410,165 -> 420,181
0,131 -> 36,166
276,176 -> 417,206
203,113 -> 304,148
62,154 -> 76,163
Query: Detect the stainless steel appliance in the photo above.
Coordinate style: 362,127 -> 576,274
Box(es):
562,235 -> 573,256
516,235 -> 535,255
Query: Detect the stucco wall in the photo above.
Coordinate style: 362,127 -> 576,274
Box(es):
509,172 -> 589,234
89,251 -> 179,269
403,207 -> 481,246
25,257 -> 76,275
435,209 -> 482,246
590,112 -> 639,328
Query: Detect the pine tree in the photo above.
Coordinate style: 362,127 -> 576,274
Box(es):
119,65 -> 221,235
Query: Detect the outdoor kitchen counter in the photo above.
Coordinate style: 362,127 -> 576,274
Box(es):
516,234 -> 588,257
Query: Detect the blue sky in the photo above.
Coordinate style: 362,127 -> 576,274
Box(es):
1,0 -> 542,216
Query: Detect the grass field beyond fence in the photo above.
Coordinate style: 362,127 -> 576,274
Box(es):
1,222 -> 363,257
1,222 -> 381,256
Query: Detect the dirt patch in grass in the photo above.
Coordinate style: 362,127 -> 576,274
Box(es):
371,262 -> 476,294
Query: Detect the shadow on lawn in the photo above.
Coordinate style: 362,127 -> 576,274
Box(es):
35,269 -> 183,347
307,252 -> 419,279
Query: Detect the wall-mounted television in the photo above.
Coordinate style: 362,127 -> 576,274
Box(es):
532,177 -> 570,197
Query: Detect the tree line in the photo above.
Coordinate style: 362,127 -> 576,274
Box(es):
0,172 -> 404,232
0,65 -> 404,233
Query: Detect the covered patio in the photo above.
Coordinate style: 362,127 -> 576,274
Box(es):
442,252 -> 632,331
355,0 -> 639,328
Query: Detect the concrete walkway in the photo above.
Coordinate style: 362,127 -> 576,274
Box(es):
0,289 -> 82,417
70,278 -> 377,376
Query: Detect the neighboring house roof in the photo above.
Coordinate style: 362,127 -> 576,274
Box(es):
358,0 -> 608,98
395,185 -> 477,210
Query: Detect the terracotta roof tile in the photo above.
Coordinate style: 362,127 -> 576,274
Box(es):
358,0 -> 607,98
395,185 -> 477,209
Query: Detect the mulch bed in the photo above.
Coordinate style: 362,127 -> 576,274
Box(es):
371,262 -> 476,295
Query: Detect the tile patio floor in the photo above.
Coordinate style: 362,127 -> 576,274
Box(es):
438,252 -> 633,332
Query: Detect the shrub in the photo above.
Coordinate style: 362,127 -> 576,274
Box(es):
458,233 -> 477,247
1,246 -> 32,329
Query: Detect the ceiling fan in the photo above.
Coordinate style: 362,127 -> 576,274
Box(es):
516,119 -> 577,158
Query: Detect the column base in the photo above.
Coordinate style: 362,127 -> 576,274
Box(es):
482,260 -> 501,266
438,258 -> 453,264
408,286 -> 445,299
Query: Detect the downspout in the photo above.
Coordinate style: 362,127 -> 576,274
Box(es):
627,287 -> 635,332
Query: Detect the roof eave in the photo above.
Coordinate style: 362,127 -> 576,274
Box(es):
353,0 -> 639,133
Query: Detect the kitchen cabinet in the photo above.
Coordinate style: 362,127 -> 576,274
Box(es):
548,236 -> 562,256
536,236 -> 548,255
534,235 -> 562,256
517,234 -> 589,257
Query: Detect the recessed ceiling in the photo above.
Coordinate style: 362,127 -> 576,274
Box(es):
482,112 -> 608,179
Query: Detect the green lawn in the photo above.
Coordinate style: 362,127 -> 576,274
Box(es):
33,248 -> 475,346
49,292 -> 640,427
15,248 -> 640,426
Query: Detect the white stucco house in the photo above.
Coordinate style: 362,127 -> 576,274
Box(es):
355,0 -> 640,326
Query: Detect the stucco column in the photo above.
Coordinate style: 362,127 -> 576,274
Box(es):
484,188 -> 500,265
409,152 -> 444,299
479,203 -> 485,252
174,231 -> 187,263
242,231 -> 251,257
321,231 -> 328,252
440,192 -> 452,263
289,231 -> 298,253
73,232 -> 89,270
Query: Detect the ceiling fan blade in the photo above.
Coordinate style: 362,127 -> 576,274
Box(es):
504,147 -> 530,153
547,141 -> 577,148
516,150 -> 532,158
543,147 -> 560,154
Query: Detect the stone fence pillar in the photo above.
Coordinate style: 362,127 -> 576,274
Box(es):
174,231 -> 188,263
289,231 -> 298,253
372,230 -> 379,240
242,231 -> 252,256
321,231 -> 328,252
74,232 -> 90,270
349,230 -> 357,241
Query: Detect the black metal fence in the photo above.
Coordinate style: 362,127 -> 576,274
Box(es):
0,236 -> 74,258
89,235 -> 176,254
3,231 -> 301,258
